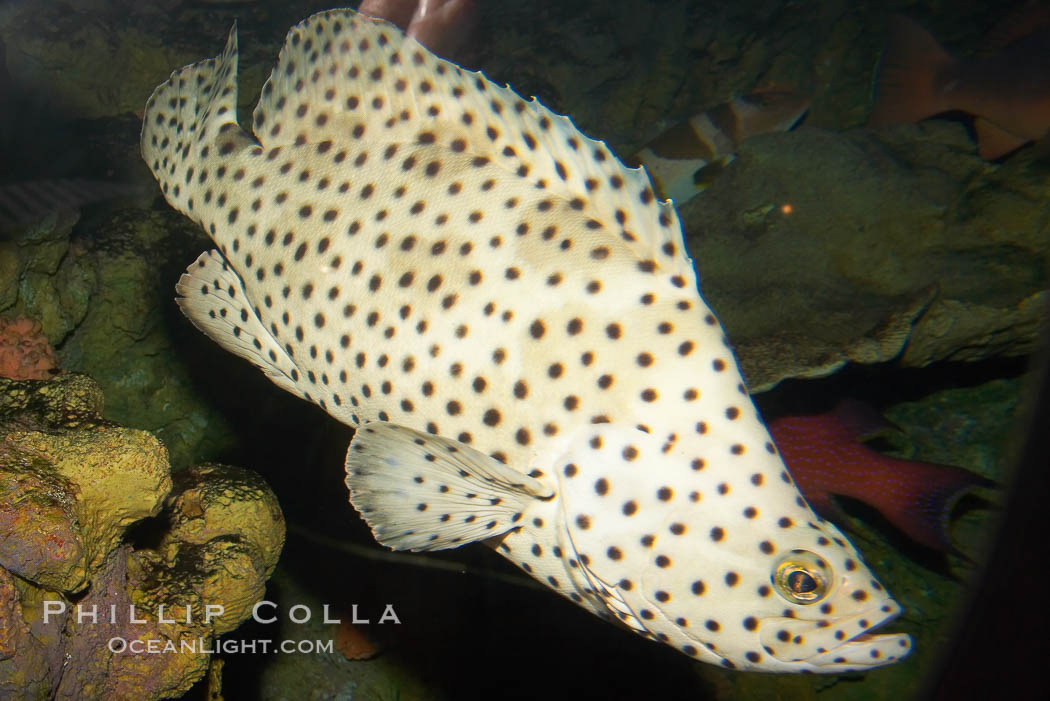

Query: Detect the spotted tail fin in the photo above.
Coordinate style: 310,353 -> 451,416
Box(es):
141,23 -> 258,223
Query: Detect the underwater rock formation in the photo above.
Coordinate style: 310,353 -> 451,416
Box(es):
682,122 -> 1049,391
0,373 -> 284,700
139,462 -> 285,636
0,203 -> 248,468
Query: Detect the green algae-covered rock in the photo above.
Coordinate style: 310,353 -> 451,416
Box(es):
0,208 -> 241,468
683,124 -> 1048,391
0,373 -> 285,700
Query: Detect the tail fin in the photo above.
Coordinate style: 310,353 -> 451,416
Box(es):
833,399 -> 996,553
974,118 -> 1029,159
868,15 -> 956,128
874,456 -> 994,553
140,24 -> 251,222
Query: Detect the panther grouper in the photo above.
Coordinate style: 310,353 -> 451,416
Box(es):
141,8 -> 911,672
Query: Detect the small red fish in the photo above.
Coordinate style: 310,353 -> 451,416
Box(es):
868,13 -> 1050,159
768,400 -> 993,552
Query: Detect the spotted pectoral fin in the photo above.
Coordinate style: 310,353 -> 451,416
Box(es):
176,249 -> 302,397
345,422 -> 553,552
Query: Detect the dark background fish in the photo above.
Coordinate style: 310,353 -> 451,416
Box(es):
869,12 -> 1050,159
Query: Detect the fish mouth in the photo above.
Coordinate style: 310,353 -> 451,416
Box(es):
760,602 -> 912,671
806,624 -> 912,670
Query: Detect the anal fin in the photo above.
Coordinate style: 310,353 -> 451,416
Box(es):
346,423 -> 553,552
175,249 -> 301,397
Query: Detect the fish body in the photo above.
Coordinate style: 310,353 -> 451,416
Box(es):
869,14 -> 1050,159
630,90 -> 809,204
768,401 -> 994,553
142,9 -> 909,672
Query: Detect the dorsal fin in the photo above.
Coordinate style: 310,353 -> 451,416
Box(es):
251,8 -> 690,276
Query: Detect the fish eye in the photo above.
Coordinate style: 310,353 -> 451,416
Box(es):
772,550 -> 831,604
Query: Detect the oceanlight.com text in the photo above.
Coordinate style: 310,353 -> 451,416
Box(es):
108,637 -> 335,655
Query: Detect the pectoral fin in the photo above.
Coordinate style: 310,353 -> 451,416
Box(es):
345,422 -> 553,551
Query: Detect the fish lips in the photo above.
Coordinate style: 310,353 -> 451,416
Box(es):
758,601 -> 912,670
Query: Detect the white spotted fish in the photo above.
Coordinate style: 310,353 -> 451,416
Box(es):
141,9 -> 911,672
